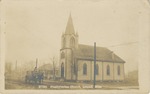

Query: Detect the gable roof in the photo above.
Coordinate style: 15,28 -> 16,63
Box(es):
38,64 -> 53,71
74,44 -> 125,63
38,64 -> 59,71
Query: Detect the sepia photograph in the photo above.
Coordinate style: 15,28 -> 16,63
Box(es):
0,0 -> 150,94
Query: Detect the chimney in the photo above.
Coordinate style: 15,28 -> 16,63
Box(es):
111,51 -> 115,61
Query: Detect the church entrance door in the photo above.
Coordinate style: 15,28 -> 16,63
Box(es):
61,63 -> 64,78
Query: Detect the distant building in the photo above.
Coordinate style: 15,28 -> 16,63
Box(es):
60,14 -> 126,81
38,64 -> 60,79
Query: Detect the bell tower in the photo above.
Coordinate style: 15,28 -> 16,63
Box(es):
60,14 -> 78,80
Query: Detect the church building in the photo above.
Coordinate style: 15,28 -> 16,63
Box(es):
60,14 -> 125,82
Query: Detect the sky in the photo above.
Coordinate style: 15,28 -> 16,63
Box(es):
4,0 -> 148,73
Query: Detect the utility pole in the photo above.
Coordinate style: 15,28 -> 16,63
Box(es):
93,42 -> 96,88
53,57 -> 55,80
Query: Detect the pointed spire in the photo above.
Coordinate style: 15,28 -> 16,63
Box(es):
65,13 -> 75,34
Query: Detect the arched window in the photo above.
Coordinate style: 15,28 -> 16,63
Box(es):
107,65 -> 110,76
63,38 -> 66,48
70,37 -> 75,48
61,52 -> 65,59
117,65 -> 120,75
96,64 -> 99,75
74,63 -> 76,74
61,63 -> 64,78
83,63 -> 87,75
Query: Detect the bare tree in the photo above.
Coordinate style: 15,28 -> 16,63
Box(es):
50,56 -> 58,80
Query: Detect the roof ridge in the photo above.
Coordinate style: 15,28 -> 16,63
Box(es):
79,44 -> 107,49
75,44 -> 125,63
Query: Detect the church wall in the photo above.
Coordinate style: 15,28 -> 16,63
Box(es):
65,49 -> 72,80
96,61 -> 103,81
103,62 -> 114,81
63,35 -> 70,48
114,63 -> 124,81
77,60 -> 91,81
90,61 -> 103,81
77,60 -> 104,81
76,60 -> 124,81
61,33 -> 78,80
60,49 -> 73,80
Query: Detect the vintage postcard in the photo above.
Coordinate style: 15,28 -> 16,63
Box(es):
0,0 -> 150,94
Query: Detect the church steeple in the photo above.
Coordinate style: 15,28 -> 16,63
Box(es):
65,14 -> 75,35
60,14 -> 78,81
61,14 -> 78,49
